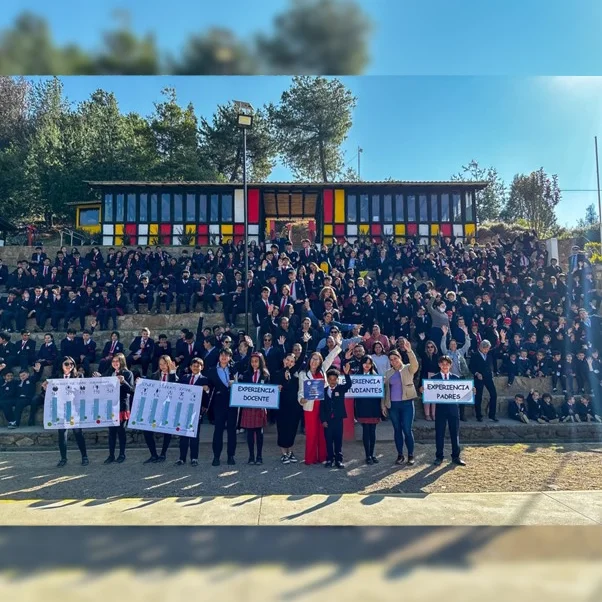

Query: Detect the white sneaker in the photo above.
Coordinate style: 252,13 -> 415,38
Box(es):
288,452 -> 298,463
281,454 -> 290,464
7,422 -> 17,429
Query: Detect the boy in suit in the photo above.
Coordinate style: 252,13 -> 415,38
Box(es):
431,355 -> 466,466
320,363 -> 352,469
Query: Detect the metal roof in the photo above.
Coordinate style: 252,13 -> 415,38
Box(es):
85,180 -> 489,188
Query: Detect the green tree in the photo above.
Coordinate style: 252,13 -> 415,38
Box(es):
501,168 -> 561,237
257,0 -> 371,74
576,203 -> 599,228
268,76 -> 356,182
452,160 -> 506,221
199,103 -> 276,182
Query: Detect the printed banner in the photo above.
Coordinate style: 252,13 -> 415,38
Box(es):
128,379 -> 203,437
43,377 -> 120,429
422,379 -> 475,404
338,374 -> 384,398
303,379 -> 325,401
230,383 -> 280,409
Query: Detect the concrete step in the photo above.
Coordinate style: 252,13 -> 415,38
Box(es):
2,419 -> 601,450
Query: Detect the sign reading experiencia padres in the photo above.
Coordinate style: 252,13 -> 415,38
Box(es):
230,383 -> 280,409
422,379 -> 475,404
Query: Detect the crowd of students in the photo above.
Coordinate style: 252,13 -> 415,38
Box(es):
0,231 -> 600,467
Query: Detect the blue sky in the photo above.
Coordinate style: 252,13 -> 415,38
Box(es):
31,75 -> 602,226
4,1 -> 602,75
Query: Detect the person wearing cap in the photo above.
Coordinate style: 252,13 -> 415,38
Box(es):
431,355 -> 465,466
176,269 -> 193,313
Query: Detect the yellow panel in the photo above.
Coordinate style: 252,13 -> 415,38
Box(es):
334,189 -> 345,223
186,224 -> 196,235
221,224 -> 233,235
395,224 -> 405,235
359,224 -> 369,234
323,224 -> 333,235
149,224 -> 158,235
430,224 -> 439,235
115,224 -> 124,235
114,236 -> 123,246
323,237 -> 333,246
465,223 -> 476,237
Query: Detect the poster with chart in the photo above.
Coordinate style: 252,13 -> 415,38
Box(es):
128,379 -> 203,438
43,377 -> 120,429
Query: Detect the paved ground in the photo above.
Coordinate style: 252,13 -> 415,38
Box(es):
1,441 -> 602,500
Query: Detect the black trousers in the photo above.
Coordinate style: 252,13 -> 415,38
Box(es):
435,406 -> 461,460
143,431 -> 172,458
246,427 -> 264,459
15,396 -> 43,426
179,419 -> 202,461
324,418 -> 343,462
212,404 -> 238,459
474,378 -> 497,419
108,421 -> 127,457
361,423 -> 377,458
58,428 -> 87,460
276,398 -> 302,448
0,399 -> 15,422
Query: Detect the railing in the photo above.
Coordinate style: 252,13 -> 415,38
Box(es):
59,228 -> 96,247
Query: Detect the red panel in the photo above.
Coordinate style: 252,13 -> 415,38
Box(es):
371,224 -> 381,235
323,190 -> 333,223
407,223 -> 418,236
234,224 -> 245,235
161,235 -> 171,245
197,235 -> 209,245
334,224 -> 345,236
198,224 -> 209,234
248,189 -> 260,223
125,224 -> 136,235
160,224 -> 171,235
234,234 -> 244,244
308,220 -> 316,233
440,223 -> 452,237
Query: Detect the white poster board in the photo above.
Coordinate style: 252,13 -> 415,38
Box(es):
44,377 -> 120,429
338,374 -> 384,398
422,379 -> 475,404
229,383 -> 280,409
128,379 -> 203,438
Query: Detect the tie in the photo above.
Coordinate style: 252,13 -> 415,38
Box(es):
189,344 -> 193,355
189,375 -> 194,385
162,374 -> 166,382
110,342 -> 116,353
253,371 -> 258,383
306,249 -> 309,257
281,298 -> 285,312
265,300 -> 268,309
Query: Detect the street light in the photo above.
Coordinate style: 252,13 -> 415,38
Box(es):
234,100 -> 254,335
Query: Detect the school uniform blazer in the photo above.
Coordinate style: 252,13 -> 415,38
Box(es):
383,348 -> 419,409
104,369 -> 135,412
429,371 -> 460,416
150,370 -> 178,383
297,344 -> 342,412
181,372 -> 211,413
319,374 -> 352,423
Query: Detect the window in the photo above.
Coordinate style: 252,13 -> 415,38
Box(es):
127,194 -> 136,222
79,208 -> 99,226
186,194 -> 195,221
430,194 -> 438,221
115,194 -> 124,222
371,194 -> 380,221
209,194 -> 219,222
395,194 -> 404,221
466,191 -> 475,221
222,193 -> 233,222
139,194 -> 148,222
383,194 -> 393,222
161,193 -> 170,221
199,194 -> 207,222
359,194 -> 369,222
407,195 -> 416,221
103,194 -> 113,222
441,194 -> 450,222
347,194 -> 357,221
419,194 -> 428,221
150,194 -> 158,222
174,194 -> 183,222
453,193 -> 462,221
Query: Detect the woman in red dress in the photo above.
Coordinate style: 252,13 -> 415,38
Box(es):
298,333 -> 342,465
239,353 -> 270,465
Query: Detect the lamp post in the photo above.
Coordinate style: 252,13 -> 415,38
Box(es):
235,101 -> 254,334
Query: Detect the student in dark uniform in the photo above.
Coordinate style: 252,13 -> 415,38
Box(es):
176,357 -> 210,466
93,352 -> 134,464
138,355 -> 178,463
431,355 -> 466,466
51,356 -> 89,467
354,355 -> 382,465
320,363 -> 352,469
